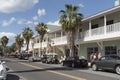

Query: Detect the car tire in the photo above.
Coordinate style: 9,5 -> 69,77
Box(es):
115,65 -> 120,75
92,64 -> 98,71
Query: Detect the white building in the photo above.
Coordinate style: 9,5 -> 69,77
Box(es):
22,0 -> 120,61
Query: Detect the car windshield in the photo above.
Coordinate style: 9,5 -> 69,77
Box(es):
67,56 -> 79,60
110,55 -> 120,60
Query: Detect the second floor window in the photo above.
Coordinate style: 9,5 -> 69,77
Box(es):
106,20 -> 113,25
92,24 -> 99,29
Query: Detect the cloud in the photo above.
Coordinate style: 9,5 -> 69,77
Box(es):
2,17 -> 16,26
26,20 -> 33,25
33,16 -> 38,21
38,9 -> 46,17
34,22 -> 38,25
79,3 -> 84,8
0,0 -> 39,13
0,32 -> 16,45
47,20 -> 61,26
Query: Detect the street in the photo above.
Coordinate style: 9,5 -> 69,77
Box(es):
3,57 -> 120,80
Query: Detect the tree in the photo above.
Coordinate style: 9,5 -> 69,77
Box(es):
59,4 -> 83,57
22,27 -> 33,53
0,36 -> 9,56
15,34 -> 24,54
8,43 -> 17,53
35,22 -> 47,56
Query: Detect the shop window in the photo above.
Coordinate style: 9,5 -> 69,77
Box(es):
87,47 -> 98,61
105,46 -> 117,55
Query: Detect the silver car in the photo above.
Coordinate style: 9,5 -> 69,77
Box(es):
29,55 -> 40,62
91,55 -> 120,74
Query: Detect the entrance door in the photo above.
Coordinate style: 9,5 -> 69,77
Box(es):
87,47 -> 98,62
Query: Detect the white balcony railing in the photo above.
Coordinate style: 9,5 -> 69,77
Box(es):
91,26 -> 104,36
78,22 -> 120,40
27,22 -> 120,50
106,22 -> 120,33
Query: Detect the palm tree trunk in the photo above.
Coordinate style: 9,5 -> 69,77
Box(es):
39,38 -> 43,57
66,31 -> 75,57
2,47 -> 5,56
26,40 -> 29,54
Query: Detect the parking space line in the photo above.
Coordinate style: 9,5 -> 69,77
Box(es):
19,62 -> 86,80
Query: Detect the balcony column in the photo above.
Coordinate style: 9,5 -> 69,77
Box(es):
61,31 -> 63,37
61,31 -> 63,41
89,21 -> 91,36
55,33 -> 56,43
104,15 -> 107,34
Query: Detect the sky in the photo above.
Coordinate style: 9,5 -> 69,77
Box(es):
0,0 -> 115,45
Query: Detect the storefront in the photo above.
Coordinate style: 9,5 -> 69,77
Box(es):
78,39 -> 120,61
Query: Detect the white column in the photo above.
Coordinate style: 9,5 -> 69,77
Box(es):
104,15 -> 107,35
61,31 -> 63,41
55,33 -> 56,38
89,21 -> 91,36
61,31 -> 63,37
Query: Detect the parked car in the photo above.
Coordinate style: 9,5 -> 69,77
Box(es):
28,55 -> 40,62
62,56 -> 88,68
0,60 -> 9,80
91,55 -> 120,74
41,54 -> 48,63
41,53 -> 59,64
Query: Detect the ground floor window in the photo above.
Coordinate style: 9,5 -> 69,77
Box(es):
87,47 -> 98,62
105,46 -> 117,55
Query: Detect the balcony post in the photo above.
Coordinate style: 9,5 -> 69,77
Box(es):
89,21 -> 91,36
61,31 -> 63,41
104,15 -> 107,34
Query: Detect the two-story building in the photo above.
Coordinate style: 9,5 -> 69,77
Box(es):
22,0 -> 120,61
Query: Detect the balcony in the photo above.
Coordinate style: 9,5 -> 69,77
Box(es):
30,22 -> 120,50
30,36 -> 67,49
77,22 -> 120,43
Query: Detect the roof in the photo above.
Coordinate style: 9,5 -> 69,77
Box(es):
82,5 -> 120,21
47,24 -> 61,33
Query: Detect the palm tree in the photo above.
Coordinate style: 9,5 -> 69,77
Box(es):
35,22 -> 47,57
0,36 -> 9,56
15,34 -> 24,54
59,4 -> 83,57
22,27 -> 33,53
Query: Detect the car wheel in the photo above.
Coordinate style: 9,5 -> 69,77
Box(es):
92,64 -> 98,71
71,63 -> 75,68
115,65 -> 120,75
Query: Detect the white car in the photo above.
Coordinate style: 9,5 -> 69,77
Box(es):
0,61 -> 9,80
29,55 -> 40,62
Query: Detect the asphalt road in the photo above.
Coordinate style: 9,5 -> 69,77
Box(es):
3,57 -> 120,80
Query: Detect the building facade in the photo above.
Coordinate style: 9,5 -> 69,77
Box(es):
22,0 -> 120,61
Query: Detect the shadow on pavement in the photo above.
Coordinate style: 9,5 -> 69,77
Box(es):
7,74 -> 20,80
8,67 -> 88,74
